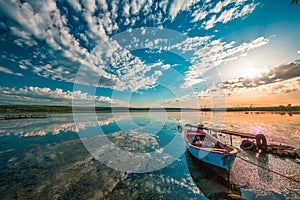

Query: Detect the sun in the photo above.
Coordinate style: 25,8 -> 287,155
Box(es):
230,60 -> 263,80
241,67 -> 261,79
236,60 -> 262,79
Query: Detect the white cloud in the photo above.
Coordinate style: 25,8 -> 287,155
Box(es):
0,0 -> 93,73
240,53 -> 248,57
192,36 -> 269,65
223,77 -> 300,97
219,2 -> 257,25
10,26 -> 38,47
82,0 -> 96,13
161,64 -> 171,70
123,2 -> 130,17
193,0 -> 258,30
159,0 -> 169,13
19,65 -> 28,70
67,0 -> 82,11
0,66 -> 15,75
0,0 -> 261,95
197,89 -> 211,99
0,0 -> 168,93
211,1 -> 223,13
169,1 -> 185,20
171,36 -> 213,52
181,36 -> 270,88
0,86 -> 127,106
216,7 -> 238,24
0,66 -> 22,76
209,0 -> 238,14
163,90 -> 211,108
220,62 -> 300,97
0,0 -> 57,39
180,64 -> 206,88
97,0 -> 108,11
263,78 -> 300,95
131,0 -> 147,15
165,78 -> 256,108
204,15 -> 217,30
164,93 -> 194,106
297,50 -> 300,54
238,3 -> 256,17
99,96 -> 113,103
192,10 -> 208,22
169,0 -> 202,20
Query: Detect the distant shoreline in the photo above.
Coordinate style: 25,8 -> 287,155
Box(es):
0,104 -> 300,113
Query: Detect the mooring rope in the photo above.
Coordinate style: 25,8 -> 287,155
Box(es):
237,155 -> 300,184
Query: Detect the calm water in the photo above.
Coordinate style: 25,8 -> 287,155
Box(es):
0,112 -> 299,199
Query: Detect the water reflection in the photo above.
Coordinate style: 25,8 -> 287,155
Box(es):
0,138 -> 128,199
77,113 -> 186,173
0,112 -> 299,199
0,114 -> 123,137
185,150 -> 242,200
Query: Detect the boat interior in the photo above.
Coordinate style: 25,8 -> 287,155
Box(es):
186,130 -> 235,152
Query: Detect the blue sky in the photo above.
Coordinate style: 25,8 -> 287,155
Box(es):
0,0 -> 299,107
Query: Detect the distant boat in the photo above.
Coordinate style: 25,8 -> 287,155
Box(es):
183,124 -> 238,175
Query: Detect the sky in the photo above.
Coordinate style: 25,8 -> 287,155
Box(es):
0,0 -> 299,108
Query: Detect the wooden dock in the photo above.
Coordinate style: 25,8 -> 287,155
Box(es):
0,114 -> 50,120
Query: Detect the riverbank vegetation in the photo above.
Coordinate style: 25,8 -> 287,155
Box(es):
0,104 -> 299,113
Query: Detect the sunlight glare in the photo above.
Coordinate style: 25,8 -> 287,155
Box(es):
242,67 -> 261,79
239,61 -> 261,79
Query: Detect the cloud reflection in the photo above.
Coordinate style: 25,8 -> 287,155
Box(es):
0,114 -> 122,137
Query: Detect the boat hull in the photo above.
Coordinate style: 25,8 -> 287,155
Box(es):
183,128 -> 237,172
187,144 -> 236,171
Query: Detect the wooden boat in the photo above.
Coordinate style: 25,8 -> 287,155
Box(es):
183,124 -> 238,173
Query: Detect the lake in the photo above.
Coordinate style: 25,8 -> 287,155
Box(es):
0,112 -> 299,199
